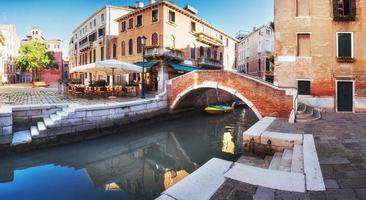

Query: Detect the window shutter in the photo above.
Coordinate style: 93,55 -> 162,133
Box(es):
338,33 -> 352,58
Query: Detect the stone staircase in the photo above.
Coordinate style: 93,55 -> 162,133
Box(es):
296,103 -> 321,123
11,106 -> 76,146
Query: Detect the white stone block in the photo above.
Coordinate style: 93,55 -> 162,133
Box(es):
303,134 -> 325,191
130,104 -> 147,112
225,163 -> 305,192
2,126 -> 12,135
0,116 -> 12,126
12,130 -> 32,146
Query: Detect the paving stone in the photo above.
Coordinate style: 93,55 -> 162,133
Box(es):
355,188 -> 366,200
324,179 -> 339,189
320,157 -> 351,165
337,178 -> 366,189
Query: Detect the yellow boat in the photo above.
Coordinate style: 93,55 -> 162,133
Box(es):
204,105 -> 234,114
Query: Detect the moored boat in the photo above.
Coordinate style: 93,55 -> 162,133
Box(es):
204,105 -> 234,114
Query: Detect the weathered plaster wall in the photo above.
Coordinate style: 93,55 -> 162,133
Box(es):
274,0 -> 366,98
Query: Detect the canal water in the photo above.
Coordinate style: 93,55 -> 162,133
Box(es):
0,107 -> 258,200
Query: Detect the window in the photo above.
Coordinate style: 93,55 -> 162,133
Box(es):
89,51 -> 92,63
136,15 -> 143,27
93,19 -> 96,26
121,41 -> 126,56
220,52 -> 223,61
190,46 -> 196,59
191,21 -> 196,32
337,32 -> 353,58
152,9 -> 159,22
266,58 -> 271,72
128,18 -> 134,29
296,0 -> 310,17
98,28 -> 104,37
137,37 -> 142,54
298,80 -> 311,95
258,59 -> 261,72
333,0 -> 356,21
207,48 -> 211,58
90,22 -> 92,29
101,14 -> 105,22
297,33 -> 311,57
151,33 -> 159,46
214,50 -> 217,60
101,46 -> 104,61
200,46 -> 204,57
112,44 -> 117,58
168,35 -> 175,48
169,11 -> 175,23
93,49 -> 96,62
226,38 -> 229,47
128,39 -> 133,55
121,21 -> 126,32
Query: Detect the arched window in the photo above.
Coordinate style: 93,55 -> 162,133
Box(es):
207,48 -> 211,58
137,36 -> 142,54
199,46 -> 204,57
128,39 -> 133,55
214,50 -> 217,60
112,43 -> 117,58
121,41 -> 125,56
152,33 -> 159,46
168,35 -> 175,49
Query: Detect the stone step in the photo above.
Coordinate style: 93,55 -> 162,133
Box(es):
12,130 -> 32,146
296,106 -> 314,119
279,149 -> 293,172
296,109 -> 321,123
50,114 -> 61,122
268,152 -> 282,170
225,162 -> 305,192
30,126 -> 39,137
62,107 -> 75,114
237,155 -> 272,168
37,121 -> 47,132
291,144 -> 304,173
44,117 -> 60,128
297,103 -> 306,114
56,110 -> 68,117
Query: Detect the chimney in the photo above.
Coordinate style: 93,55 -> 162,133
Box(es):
149,0 -> 157,4
252,27 -> 256,32
135,1 -> 144,8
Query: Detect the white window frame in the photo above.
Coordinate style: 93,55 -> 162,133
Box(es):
136,14 -> 143,27
336,32 -> 354,58
151,9 -> 159,23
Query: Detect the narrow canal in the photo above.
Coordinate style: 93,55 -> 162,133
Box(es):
0,107 -> 258,200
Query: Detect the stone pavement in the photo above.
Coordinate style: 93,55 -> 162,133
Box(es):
211,112 -> 366,200
0,85 -> 150,105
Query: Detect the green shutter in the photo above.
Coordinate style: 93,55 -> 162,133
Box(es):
338,33 -> 352,58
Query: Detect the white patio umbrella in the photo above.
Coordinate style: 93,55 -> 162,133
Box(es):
70,59 -> 142,97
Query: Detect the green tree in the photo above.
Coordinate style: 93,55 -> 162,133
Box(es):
15,40 -> 54,81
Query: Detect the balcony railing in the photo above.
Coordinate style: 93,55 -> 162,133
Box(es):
198,57 -> 223,69
145,47 -> 184,61
79,41 -> 93,51
195,32 -> 223,47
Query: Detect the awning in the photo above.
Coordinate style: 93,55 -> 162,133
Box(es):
134,62 -> 158,71
70,59 -> 142,75
169,63 -> 200,73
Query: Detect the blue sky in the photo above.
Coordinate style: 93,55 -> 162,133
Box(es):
0,0 -> 274,57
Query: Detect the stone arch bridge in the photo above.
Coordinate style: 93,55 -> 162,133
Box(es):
167,70 -> 295,119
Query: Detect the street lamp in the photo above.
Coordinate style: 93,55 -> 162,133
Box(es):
141,36 -> 147,99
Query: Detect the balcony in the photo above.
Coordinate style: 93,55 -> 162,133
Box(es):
198,57 -> 223,69
145,47 -> 184,61
195,32 -> 223,47
79,41 -> 93,52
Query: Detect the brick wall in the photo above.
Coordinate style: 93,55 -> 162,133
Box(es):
168,70 -> 293,118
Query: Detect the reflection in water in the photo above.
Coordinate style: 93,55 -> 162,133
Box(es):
0,108 -> 257,200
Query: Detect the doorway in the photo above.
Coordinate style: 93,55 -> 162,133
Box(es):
337,81 -> 353,112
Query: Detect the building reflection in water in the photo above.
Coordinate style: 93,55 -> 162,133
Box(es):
0,108 -> 257,200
